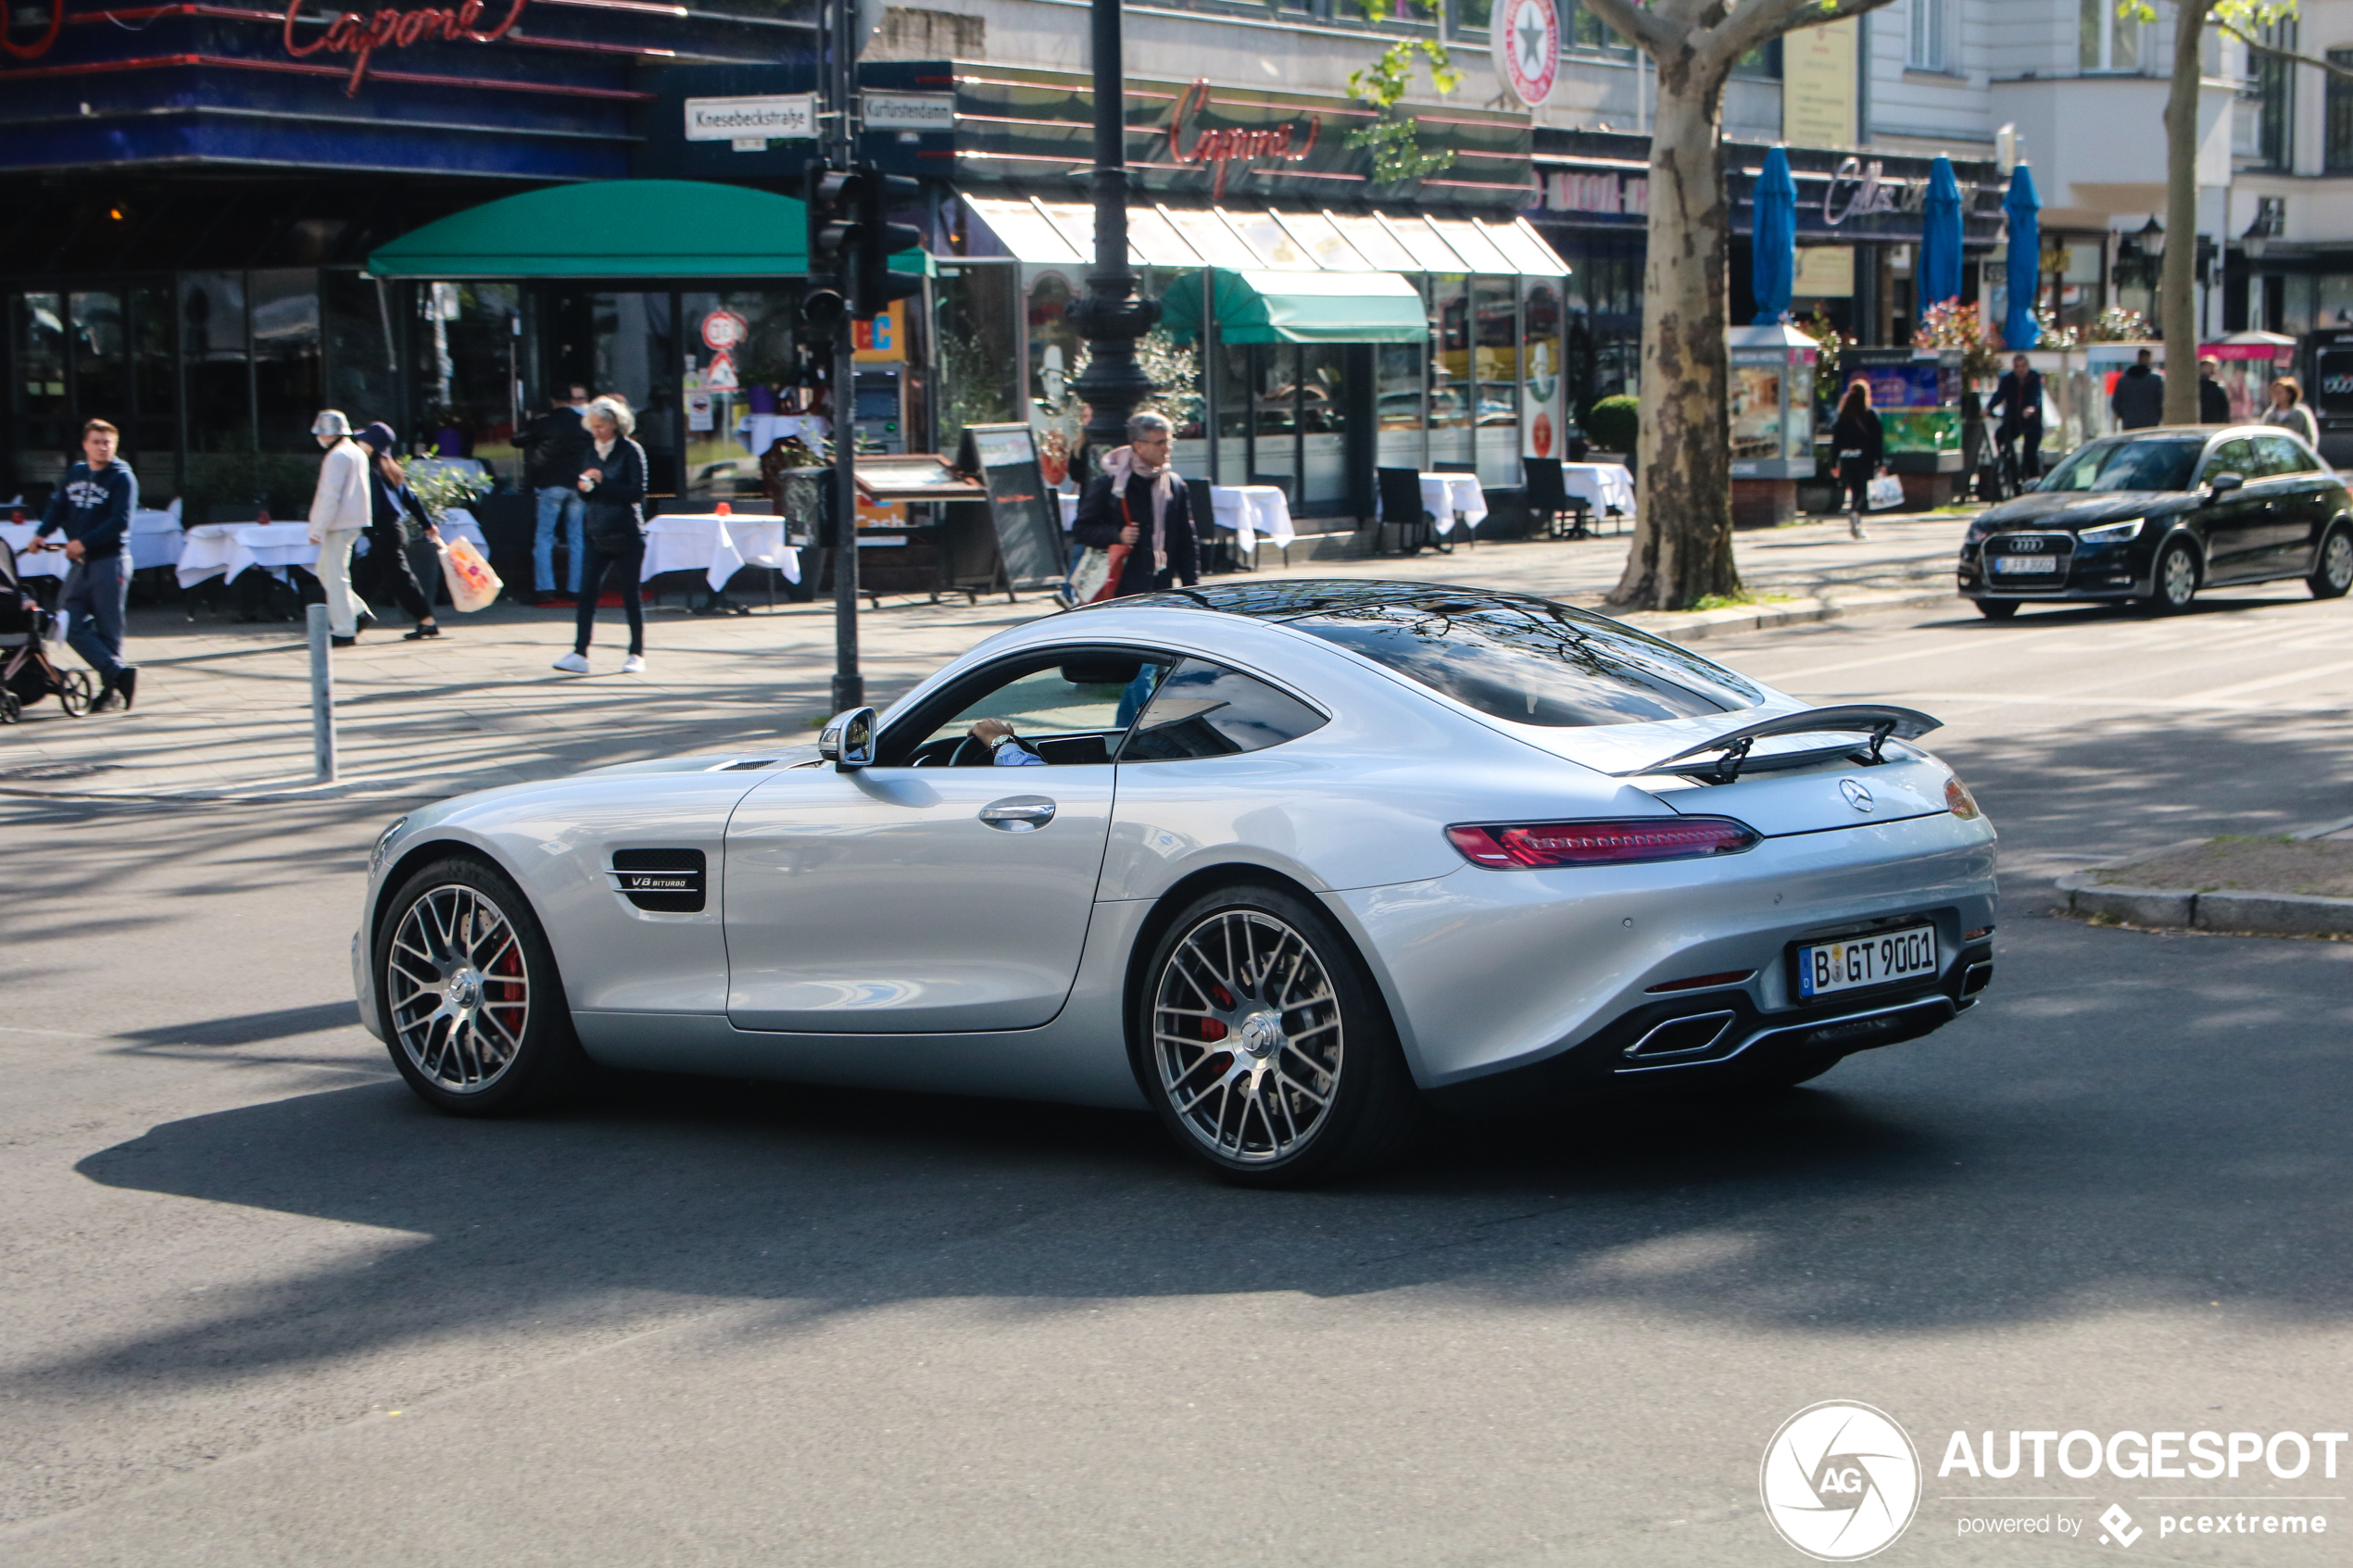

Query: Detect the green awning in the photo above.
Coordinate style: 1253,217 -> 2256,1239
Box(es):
368,179 -> 933,282
1160,269 -> 1426,345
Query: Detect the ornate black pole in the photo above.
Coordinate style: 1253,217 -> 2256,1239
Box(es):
825,0 -> 861,712
1065,0 -> 1158,468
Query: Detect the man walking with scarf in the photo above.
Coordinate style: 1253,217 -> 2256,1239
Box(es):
1071,411 -> 1199,599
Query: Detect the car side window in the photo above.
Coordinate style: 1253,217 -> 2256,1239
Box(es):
888,650 -> 1172,766
1119,659 -> 1327,761
2202,437 -> 2258,483
2253,434 -> 2313,477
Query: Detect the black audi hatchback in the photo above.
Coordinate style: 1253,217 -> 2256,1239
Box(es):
1958,425 -> 2353,618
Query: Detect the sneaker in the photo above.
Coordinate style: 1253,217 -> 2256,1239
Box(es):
114,668 -> 138,711
622,654 -> 646,675
552,651 -> 591,674
403,623 -> 441,640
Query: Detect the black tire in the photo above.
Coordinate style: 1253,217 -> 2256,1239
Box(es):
2149,539 -> 2199,614
1974,598 -> 2020,621
2309,525 -> 2353,600
374,856 -> 585,1116
1133,883 -> 1426,1187
57,669 -> 94,716
0,689 -> 19,724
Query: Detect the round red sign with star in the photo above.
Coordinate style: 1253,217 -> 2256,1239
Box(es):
1493,0 -> 1559,109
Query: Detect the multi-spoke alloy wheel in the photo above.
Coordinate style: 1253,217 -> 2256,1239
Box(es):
1136,884 -> 1424,1186
377,858 -> 580,1114
2310,527 -> 2353,600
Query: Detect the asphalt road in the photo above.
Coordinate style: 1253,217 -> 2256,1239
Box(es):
4,583 -> 2350,1566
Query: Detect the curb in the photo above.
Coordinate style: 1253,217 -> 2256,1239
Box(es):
1623,585 -> 1957,645
2056,861 -> 2353,939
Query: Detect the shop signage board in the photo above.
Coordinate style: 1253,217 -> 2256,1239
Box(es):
1491,0 -> 1560,109
953,424 -> 1066,590
1782,18 -> 1857,147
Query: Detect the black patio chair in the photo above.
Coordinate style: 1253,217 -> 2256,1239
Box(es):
1523,457 -> 1592,540
1375,466 -> 1433,557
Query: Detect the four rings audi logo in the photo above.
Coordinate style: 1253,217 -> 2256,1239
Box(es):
2007,538 -> 2051,553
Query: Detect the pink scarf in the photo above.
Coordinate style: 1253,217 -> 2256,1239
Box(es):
1102,444 -> 1175,573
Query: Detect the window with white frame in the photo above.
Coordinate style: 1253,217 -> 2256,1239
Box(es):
1909,0 -> 1950,70
2080,0 -> 2141,71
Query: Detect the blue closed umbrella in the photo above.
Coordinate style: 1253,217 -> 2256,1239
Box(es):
2004,165 -> 2041,351
1751,145 -> 1796,324
1920,155 -> 1963,310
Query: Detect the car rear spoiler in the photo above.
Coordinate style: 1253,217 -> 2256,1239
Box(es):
1607,704 -> 1943,782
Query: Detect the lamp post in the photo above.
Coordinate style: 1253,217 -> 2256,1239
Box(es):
1064,0 -> 1159,469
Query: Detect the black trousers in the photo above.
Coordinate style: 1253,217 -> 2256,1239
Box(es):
367,522 -> 434,623
574,533 -> 645,656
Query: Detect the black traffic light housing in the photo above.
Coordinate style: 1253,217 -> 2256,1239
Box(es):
843,166 -> 925,321
805,165 -> 856,292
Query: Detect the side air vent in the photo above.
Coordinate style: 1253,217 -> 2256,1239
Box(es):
610,848 -> 706,912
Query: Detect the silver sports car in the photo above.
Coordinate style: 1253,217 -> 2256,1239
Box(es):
356,582 -> 1998,1185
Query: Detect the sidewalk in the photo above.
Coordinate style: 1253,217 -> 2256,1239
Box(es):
0,512 -> 1971,803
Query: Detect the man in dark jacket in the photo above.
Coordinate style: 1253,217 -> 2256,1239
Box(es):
2111,349 -> 2166,430
2198,357 -> 2233,423
515,384 -> 589,604
1991,354 -> 2045,480
1070,412 -> 1199,599
34,418 -> 138,710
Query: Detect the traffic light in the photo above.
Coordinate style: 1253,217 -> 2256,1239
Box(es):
805,164 -> 855,292
843,165 -> 925,321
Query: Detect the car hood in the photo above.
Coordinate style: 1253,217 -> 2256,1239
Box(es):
1975,490 -> 2185,532
580,744 -> 822,777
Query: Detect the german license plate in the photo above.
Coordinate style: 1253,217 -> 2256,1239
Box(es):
1991,554 -> 2059,574
1794,924 -> 1939,999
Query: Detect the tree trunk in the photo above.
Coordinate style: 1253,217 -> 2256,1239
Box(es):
1609,50 -> 1740,610
2161,0 -> 2211,426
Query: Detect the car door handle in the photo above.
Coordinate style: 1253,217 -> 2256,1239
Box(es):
979,796 -> 1056,831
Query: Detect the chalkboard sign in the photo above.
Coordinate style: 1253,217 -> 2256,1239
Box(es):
955,423 -> 1067,590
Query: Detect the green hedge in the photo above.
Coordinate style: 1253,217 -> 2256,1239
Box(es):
1584,395 -> 1639,457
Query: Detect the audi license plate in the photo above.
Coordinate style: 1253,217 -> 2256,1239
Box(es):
1990,554 -> 2059,574
1794,924 -> 1939,999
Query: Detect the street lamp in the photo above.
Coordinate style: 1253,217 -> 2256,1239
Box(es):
1063,0 -> 1159,470
2139,216 -> 2165,259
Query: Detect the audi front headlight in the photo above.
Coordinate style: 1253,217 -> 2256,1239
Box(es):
371,815 -> 409,876
2077,518 -> 2144,546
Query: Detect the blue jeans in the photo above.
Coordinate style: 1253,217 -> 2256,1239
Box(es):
535,485 -> 585,594
59,552 -> 131,683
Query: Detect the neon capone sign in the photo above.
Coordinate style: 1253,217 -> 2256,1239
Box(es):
283,0 -> 528,94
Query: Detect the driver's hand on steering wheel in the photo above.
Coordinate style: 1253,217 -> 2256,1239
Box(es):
969,719 -> 1017,745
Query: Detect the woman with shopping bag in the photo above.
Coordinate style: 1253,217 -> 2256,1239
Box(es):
1069,411 -> 1198,602
353,422 -> 445,641
553,396 -> 650,676
1831,380 -> 1887,543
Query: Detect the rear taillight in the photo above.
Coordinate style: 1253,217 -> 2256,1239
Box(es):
1445,817 -> 1760,869
1944,775 -> 1982,820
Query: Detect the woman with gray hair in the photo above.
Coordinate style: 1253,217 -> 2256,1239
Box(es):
1070,410 -> 1198,600
553,395 -> 650,675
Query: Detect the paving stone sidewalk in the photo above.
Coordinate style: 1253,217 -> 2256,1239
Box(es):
0,512 -> 1971,802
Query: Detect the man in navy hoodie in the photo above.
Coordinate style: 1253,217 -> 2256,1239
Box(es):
35,418 -> 139,710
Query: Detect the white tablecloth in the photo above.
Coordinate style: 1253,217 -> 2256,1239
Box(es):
643,512 -> 800,592
1209,484 -> 1297,553
2,515 -> 181,579
176,522 -> 319,590
1559,462 -> 1636,520
736,413 -> 828,457
1420,473 -> 1488,536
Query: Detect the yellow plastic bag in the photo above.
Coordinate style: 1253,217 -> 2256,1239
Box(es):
438,536 -> 502,613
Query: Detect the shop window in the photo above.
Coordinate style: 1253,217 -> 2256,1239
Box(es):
324,270 -> 396,428
1213,340 -> 1250,486
1732,38 -> 1783,80
250,270 -> 320,453
935,265 -> 1018,458
1026,270 -> 1083,487
69,293 -> 129,436
684,290 -> 804,502
2329,49 -> 2353,172
2080,0 -> 2140,70
1297,343 -> 1350,512
130,284 -> 177,497
1449,0 -> 1491,36
1376,340 -> 1425,473
1473,278 -> 1520,486
10,293 -> 69,492
1567,1 -> 1633,55
1252,345 -> 1299,495
1427,274 -> 1472,469
1523,282 -> 1565,461
181,273 -> 250,457
2238,19 -> 2296,169
414,281 -> 521,478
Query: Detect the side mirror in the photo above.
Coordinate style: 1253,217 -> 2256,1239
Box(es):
818,706 -> 876,770
2207,472 -> 2244,500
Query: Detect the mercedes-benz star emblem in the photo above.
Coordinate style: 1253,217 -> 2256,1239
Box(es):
1839,779 -> 1876,813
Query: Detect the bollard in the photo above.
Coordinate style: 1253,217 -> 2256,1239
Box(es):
306,603 -> 337,783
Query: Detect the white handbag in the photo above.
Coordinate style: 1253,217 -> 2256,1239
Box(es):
1064,546 -> 1112,606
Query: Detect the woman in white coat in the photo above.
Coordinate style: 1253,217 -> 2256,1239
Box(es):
307,410 -> 375,648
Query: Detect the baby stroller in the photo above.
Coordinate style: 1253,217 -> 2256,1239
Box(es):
0,537 -> 94,723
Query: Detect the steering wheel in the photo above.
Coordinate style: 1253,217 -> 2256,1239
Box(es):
950,733 -> 1038,767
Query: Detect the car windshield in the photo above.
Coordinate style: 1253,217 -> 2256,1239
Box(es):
1287,597 -> 1764,727
2040,437 -> 2202,493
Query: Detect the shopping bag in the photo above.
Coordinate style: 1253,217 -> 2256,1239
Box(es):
1088,543 -> 1131,604
1066,546 -> 1112,606
438,536 -> 502,613
1865,474 -> 1906,511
